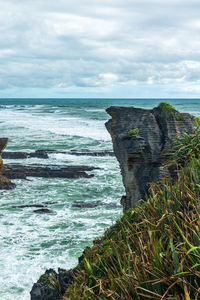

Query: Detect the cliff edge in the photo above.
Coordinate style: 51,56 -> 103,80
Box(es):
105,103 -> 195,211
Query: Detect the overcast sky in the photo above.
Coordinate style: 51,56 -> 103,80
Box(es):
0,0 -> 200,98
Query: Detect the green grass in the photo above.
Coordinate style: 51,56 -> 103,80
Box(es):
63,124 -> 200,300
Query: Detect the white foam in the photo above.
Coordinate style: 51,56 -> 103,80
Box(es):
0,108 -> 110,141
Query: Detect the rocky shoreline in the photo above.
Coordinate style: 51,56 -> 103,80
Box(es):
0,145 -> 114,187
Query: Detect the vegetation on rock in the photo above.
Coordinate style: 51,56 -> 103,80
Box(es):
158,102 -> 183,120
63,124 -> 200,299
128,128 -> 139,136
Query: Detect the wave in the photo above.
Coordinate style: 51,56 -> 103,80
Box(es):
0,107 -> 110,141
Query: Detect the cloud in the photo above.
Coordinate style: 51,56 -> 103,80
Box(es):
0,0 -> 200,96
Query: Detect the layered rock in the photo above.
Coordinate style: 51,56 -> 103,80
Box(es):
105,104 -> 196,211
3,164 -> 97,180
0,138 -> 16,189
1,149 -> 114,159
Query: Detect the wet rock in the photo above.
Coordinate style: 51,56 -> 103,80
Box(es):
30,268 -> 75,300
2,152 -> 28,159
35,149 -> 114,157
3,164 -> 97,179
2,151 -> 48,159
33,208 -> 53,214
72,201 -> 98,208
2,149 -> 114,160
0,176 -> 16,190
0,138 -> 16,189
106,104 -> 196,211
28,151 -> 48,159
0,138 -> 8,154
67,149 -> 114,156
12,204 -> 45,209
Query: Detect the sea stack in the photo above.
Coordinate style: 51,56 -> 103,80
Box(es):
106,103 -> 196,211
0,138 -> 16,189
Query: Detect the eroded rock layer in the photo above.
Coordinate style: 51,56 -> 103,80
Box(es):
105,104 -> 195,211
0,138 -> 16,189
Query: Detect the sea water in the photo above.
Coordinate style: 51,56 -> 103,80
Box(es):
0,98 -> 200,300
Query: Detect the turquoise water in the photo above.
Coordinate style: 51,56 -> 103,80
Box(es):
0,98 -> 200,300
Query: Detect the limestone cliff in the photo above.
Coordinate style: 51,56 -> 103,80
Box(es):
0,138 -> 16,189
105,103 -> 196,211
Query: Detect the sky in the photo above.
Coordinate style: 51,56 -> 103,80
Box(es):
0,0 -> 200,98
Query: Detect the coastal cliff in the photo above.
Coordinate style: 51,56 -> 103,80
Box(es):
105,103 -> 195,210
30,103 -> 199,299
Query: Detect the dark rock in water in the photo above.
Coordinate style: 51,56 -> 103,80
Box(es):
3,164 -> 97,180
0,178 -> 16,190
0,138 -> 8,154
12,204 -> 45,209
67,149 -> 114,156
35,149 -> 114,157
2,151 -> 48,159
105,104 -> 196,211
2,149 -> 114,159
0,138 -> 16,189
2,151 -> 28,159
30,268 -> 75,300
33,208 -> 53,214
5,169 -> 27,179
72,201 -> 98,208
28,151 -> 48,159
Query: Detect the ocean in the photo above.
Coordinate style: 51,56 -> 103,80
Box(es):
0,98 -> 200,300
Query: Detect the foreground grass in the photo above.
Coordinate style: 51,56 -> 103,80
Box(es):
63,124 -> 200,300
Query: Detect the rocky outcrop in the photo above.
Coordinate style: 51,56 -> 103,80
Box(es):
105,103 -> 196,211
2,149 -> 114,159
0,138 -> 16,189
3,164 -> 98,179
30,268 -> 75,300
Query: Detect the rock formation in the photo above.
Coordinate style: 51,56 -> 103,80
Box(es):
0,138 -> 16,189
3,164 -> 97,180
2,149 -> 114,159
105,103 -> 196,211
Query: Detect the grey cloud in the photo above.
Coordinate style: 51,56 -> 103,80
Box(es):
0,0 -> 200,94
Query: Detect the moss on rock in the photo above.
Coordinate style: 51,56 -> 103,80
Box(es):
158,102 -> 183,120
